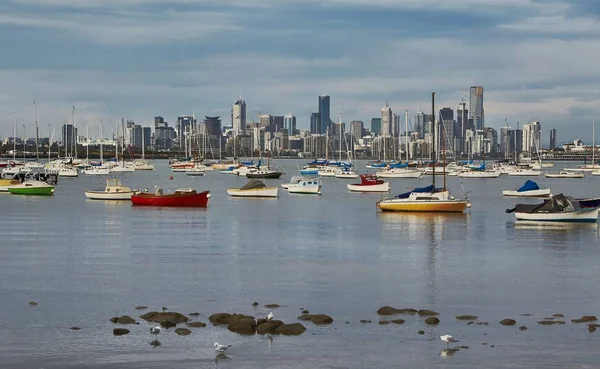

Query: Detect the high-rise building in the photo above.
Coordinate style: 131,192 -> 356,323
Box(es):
177,115 -> 197,148
522,121 -> 542,153
392,113 -> 400,137
318,95 -> 331,134
371,118 -> 381,136
283,114 -> 296,134
310,113 -> 320,134
439,107 -> 455,152
550,128 -> 557,150
469,86 -> 484,130
414,112 -> 426,139
273,115 -> 284,132
381,102 -> 392,136
154,116 -> 176,150
204,116 -> 222,137
61,123 -> 77,151
456,102 -> 468,153
350,120 -> 364,140
259,114 -> 273,128
232,98 -> 246,135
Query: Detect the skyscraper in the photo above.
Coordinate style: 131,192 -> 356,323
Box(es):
273,115 -> 284,132
310,112 -> 321,134
456,102 -> 468,153
439,108 -> 455,152
61,123 -> 77,152
232,98 -> 246,135
550,129 -> 557,150
371,118 -> 381,135
351,120 -> 364,140
381,102 -> 392,136
469,86 -> 484,130
318,95 -> 330,134
283,114 -> 296,134
204,116 -> 222,137
414,112 -> 426,139
392,114 -> 400,137
177,115 -> 197,148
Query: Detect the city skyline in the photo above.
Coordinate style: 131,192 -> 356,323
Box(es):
0,1 -> 598,142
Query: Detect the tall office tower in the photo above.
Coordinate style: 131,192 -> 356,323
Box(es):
310,112 -> 321,134
350,120 -> 364,140
392,113 -> 400,137
456,102 -> 468,153
469,86 -> 484,130
177,115 -> 197,148
232,98 -> 246,135
371,118 -> 381,135
283,114 -> 296,134
380,102 -> 392,136
414,112 -> 426,138
204,116 -> 222,137
318,95 -> 331,134
549,128 -> 557,150
439,107 -> 455,152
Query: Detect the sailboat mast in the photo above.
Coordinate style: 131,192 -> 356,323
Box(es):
142,124 -> 145,160
432,92 -> 436,188
48,125 -> 52,161
405,109 -> 409,162
12,118 -> 16,162
593,120 -> 596,164
72,106 -> 77,160
99,120 -> 103,163
86,123 -> 89,161
34,100 -> 39,161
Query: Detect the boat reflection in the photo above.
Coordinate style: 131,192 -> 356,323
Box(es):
512,220 -> 599,231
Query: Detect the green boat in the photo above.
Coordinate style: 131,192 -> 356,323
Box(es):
8,180 -> 55,196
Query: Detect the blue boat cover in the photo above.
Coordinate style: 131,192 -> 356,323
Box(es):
389,162 -> 408,169
240,160 -> 253,166
517,180 -> 540,192
395,185 -> 440,199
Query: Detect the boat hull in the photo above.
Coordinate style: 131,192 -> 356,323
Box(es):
457,171 -> 500,178
85,191 -> 137,200
227,188 -> 278,198
287,184 -> 321,194
515,208 -> 599,222
131,191 -> 211,207
502,189 -> 551,197
246,172 -> 282,179
377,200 -> 468,213
545,173 -> 585,178
376,170 -> 422,178
347,182 -> 390,192
8,186 -> 55,196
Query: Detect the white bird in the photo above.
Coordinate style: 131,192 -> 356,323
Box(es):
214,342 -> 231,353
440,335 -> 459,349
150,326 -> 161,340
266,312 -> 274,321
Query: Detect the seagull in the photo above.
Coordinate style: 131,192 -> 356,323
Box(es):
214,342 -> 231,353
440,335 -> 459,349
266,312 -> 274,321
150,326 -> 161,340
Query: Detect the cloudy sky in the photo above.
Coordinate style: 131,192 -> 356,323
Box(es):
0,0 -> 598,144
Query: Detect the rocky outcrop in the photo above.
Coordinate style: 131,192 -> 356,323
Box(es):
140,312 -> 189,324
377,306 -> 417,315
391,319 -> 405,325
185,322 -> 207,328
134,306 -> 147,310
189,312 -> 200,317
264,304 -> 280,308
379,320 -> 390,325
110,316 -> 136,324
28,301 -> 38,306
227,319 -> 257,335
417,310 -> 439,316
257,320 -> 284,334
113,328 -> 130,336
456,315 -> 478,321
519,326 -> 528,331
571,316 -> 597,323
160,321 -> 177,329
499,319 -> 516,326
175,328 -> 192,336
425,317 -> 440,325
274,323 -> 306,335
297,314 -> 333,325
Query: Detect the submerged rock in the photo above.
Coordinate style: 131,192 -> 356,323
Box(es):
70,327 -> 81,330
113,328 -> 130,336
360,320 -> 372,323
418,330 -> 425,335
227,319 -> 257,335
252,302 -> 259,307
391,319 -> 405,325
417,310 -> 439,316
140,312 -> 189,324
302,310 -> 310,315
425,317 -> 440,325
257,320 -> 284,334
297,314 -> 333,325
209,313 -> 232,324
553,314 -> 564,318
185,322 -> 207,328
499,319 -> 516,326
28,301 -> 38,306
537,320 -> 558,325
456,315 -> 478,321
377,306 -> 417,315
274,323 -> 306,335
519,326 -> 528,331
588,324 -> 600,332
189,312 -> 200,317
111,316 -> 136,324
160,320 -> 176,329
264,304 -> 281,308
571,316 -> 598,323
134,306 -> 148,310
379,320 -> 390,325
175,328 -> 192,336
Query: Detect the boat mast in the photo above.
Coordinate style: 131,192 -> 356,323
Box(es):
142,123 -> 145,160
34,100 -> 39,162
86,123 -> 89,161
22,124 -> 26,162
99,120 -> 104,164
48,124 -> 52,161
593,120 -> 596,164
339,112 -> 342,164
12,118 -> 16,163
432,92 -> 436,188
405,109 -> 409,162
72,105 -> 77,161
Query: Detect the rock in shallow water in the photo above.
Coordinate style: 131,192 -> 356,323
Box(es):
70,327 -> 81,330
571,316 -> 598,323
417,310 -> 439,316
160,321 -> 177,329
185,322 -> 207,328
140,312 -> 189,324
257,320 -> 284,334
189,312 -> 200,317
499,319 -> 516,326
264,304 -> 280,308
456,315 -> 478,321
113,328 -> 130,336
28,301 -> 38,306
379,320 -> 390,325
377,306 -> 417,315
519,326 -> 528,331
134,306 -> 147,310
425,317 -> 440,325
110,316 -> 136,324
175,328 -> 191,336
274,323 -> 306,335
297,314 -> 333,325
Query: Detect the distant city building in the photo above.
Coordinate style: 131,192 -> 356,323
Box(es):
456,102 -> 468,153
371,118 -> 381,136
126,121 -> 151,149
283,114 -> 297,135
439,108 -> 455,152
273,115 -> 284,132
381,102 -> 392,136
232,98 -> 246,135
469,86 -> 484,130
414,112 -> 426,139
310,113 -> 320,134
304,134 -> 327,157
318,95 -> 331,134
392,113 -> 400,137
204,116 -> 222,137
350,120 -> 364,140
154,116 -> 176,150
550,128 -> 557,150
259,114 -> 273,128
176,115 -> 197,148
61,123 -> 78,151
522,121 -> 541,154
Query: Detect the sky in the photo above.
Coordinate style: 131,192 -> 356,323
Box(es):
0,0 -> 599,144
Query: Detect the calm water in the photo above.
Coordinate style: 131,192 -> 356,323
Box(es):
1,160 -> 600,368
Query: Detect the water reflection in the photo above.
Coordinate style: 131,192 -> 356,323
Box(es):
440,348 -> 459,358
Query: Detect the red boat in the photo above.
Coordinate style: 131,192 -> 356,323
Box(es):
131,188 -> 211,207
346,174 -> 390,192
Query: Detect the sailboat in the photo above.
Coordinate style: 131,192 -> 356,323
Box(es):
111,119 -> 135,172
335,113 -> 358,179
376,92 -> 471,213
82,121 -> 110,175
375,110 -> 422,178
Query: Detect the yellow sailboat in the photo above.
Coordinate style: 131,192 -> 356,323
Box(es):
376,92 -> 470,213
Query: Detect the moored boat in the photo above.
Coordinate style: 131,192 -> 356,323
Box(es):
347,174 -> 390,192
131,187 -> 211,207
506,194 -> 599,222
85,178 -> 139,200
544,171 -> 585,178
502,180 -> 551,197
287,178 -> 322,194
0,178 -> 21,192
8,180 -> 55,196
227,179 -> 278,198
185,168 -> 206,176
246,169 -> 283,179
281,176 -> 305,189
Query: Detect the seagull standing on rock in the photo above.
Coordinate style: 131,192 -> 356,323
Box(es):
214,342 -> 231,354
150,326 -> 161,340
266,312 -> 274,321
440,335 -> 459,349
